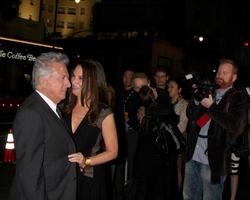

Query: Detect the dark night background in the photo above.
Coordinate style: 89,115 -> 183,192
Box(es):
1,0 -> 250,88
0,1 -> 250,199
61,0 -> 250,87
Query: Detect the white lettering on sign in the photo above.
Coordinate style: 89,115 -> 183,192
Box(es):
0,50 -> 36,62
7,52 -> 27,60
0,50 -> 6,58
27,54 -> 36,62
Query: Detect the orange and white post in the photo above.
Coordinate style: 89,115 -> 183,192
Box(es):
3,129 -> 16,163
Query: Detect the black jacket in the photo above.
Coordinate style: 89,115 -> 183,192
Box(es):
10,92 -> 76,200
185,88 -> 248,183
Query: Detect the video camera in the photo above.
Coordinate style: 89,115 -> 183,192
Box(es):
185,73 -> 217,102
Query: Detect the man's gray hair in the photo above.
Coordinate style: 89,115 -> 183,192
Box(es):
32,52 -> 69,89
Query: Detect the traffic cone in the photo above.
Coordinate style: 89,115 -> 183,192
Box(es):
3,129 -> 15,163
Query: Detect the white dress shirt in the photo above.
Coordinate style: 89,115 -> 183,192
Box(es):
36,90 -> 61,118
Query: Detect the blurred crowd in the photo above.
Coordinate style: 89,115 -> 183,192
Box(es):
111,59 -> 250,200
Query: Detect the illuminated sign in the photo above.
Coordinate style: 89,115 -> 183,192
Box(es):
0,36 -> 63,50
0,50 -> 36,62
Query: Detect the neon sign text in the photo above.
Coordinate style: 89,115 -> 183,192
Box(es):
0,50 -> 36,62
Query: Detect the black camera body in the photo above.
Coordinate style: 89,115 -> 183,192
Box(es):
185,73 -> 217,102
194,79 -> 217,102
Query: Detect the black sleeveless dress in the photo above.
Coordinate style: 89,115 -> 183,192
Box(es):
65,107 -> 113,200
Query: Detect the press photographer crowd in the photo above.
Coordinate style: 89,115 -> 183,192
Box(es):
114,58 -> 250,200
8,53 -> 250,200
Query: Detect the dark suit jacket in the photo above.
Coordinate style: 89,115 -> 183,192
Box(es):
9,91 -> 76,200
186,88 -> 248,183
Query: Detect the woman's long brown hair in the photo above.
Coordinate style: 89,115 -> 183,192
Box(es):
65,59 -> 110,123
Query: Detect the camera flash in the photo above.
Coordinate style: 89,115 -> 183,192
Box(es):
185,74 -> 193,80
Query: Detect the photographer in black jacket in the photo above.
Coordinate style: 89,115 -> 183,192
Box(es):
183,59 -> 248,200
135,86 -> 180,200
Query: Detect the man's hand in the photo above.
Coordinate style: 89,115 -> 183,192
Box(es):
200,94 -> 214,108
124,112 -> 129,123
137,106 -> 145,124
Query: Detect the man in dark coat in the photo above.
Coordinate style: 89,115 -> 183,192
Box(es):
183,59 -> 248,200
9,52 -> 76,200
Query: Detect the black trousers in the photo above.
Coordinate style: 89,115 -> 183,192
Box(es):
125,128 -> 139,181
135,154 -> 178,200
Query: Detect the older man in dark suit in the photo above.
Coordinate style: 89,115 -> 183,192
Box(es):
9,52 -> 76,200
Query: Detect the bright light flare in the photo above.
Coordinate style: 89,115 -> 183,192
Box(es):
198,36 -> 204,42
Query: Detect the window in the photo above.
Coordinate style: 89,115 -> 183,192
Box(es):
89,20 -> 93,29
42,3 -> 46,11
48,5 -> 54,13
46,18 -> 52,27
67,22 -> 75,29
80,8 -> 85,15
56,21 -> 64,28
79,22 -> 84,30
57,7 -> 65,14
68,8 -> 76,15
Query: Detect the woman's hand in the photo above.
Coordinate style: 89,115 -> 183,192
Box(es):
68,152 -> 86,169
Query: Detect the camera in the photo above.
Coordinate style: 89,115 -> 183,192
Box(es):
185,73 -> 217,102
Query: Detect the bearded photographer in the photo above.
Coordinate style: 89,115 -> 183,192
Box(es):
183,59 -> 248,200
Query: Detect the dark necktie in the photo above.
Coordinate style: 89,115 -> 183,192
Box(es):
56,106 -> 69,131
56,105 -> 62,119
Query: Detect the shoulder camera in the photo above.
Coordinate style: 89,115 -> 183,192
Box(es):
185,73 -> 217,102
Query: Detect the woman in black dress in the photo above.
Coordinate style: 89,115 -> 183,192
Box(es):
66,59 -> 118,200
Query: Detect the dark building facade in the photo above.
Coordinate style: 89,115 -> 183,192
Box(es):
93,0 -> 185,44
